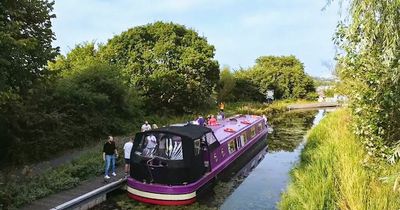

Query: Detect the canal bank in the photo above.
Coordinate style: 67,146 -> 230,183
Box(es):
93,109 -> 326,209
279,109 -> 400,210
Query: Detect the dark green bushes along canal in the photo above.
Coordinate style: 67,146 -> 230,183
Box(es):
93,109 -> 319,210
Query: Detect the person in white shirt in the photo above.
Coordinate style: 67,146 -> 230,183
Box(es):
123,138 -> 134,176
262,114 -> 268,125
141,121 -> 151,132
143,134 -> 157,156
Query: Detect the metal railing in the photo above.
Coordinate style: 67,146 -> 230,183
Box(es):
50,178 -> 127,210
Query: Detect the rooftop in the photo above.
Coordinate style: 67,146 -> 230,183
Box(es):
208,115 -> 263,143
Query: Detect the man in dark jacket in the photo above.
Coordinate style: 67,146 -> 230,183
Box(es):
103,136 -> 118,179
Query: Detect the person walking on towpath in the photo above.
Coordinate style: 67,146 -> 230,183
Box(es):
123,137 -> 134,177
103,136 -> 118,179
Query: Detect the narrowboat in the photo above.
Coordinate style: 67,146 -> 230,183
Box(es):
127,114 -> 268,205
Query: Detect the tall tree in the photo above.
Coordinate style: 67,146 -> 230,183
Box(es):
0,0 -> 58,165
250,55 -> 315,99
0,0 -> 58,94
217,66 -> 236,102
99,21 -> 220,113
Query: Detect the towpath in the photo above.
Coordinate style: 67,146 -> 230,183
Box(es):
17,137 -> 130,210
20,167 -> 125,210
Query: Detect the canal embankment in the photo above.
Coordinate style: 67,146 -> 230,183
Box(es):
279,109 -> 400,209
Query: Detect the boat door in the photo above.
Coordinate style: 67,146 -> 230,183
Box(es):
200,135 -> 211,172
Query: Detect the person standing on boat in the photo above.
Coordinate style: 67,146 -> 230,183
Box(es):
197,115 -> 206,126
216,112 -> 223,121
262,114 -> 268,125
123,137 -> 134,177
152,124 -> 158,129
219,102 -> 225,111
218,110 -> 225,120
143,134 -> 157,156
208,115 -> 217,126
103,136 -> 118,179
141,121 -> 151,132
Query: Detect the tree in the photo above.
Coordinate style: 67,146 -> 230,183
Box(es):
54,63 -> 142,137
0,0 -> 58,94
217,66 -> 236,102
335,0 -> 400,157
0,0 -> 58,165
232,68 -> 265,102
249,55 -> 315,100
99,21 -> 220,113
48,42 -> 99,75
1,63 -> 142,165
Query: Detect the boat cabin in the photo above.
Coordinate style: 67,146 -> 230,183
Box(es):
130,124 -> 219,185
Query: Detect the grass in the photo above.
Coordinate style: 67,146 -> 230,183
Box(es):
279,109 -> 400,210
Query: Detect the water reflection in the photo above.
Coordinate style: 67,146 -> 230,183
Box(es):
267,110 -> 317,152
93,110 -> 327,210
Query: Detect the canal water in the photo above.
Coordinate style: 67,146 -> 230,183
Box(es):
220,109 -> 325,210
93,109 -> 326,210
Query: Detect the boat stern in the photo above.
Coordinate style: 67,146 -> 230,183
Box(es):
127,178 -> 197,206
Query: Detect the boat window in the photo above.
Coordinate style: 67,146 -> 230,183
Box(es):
205,132 -> 217,145
236,136 -> 242,148
228,140 -> 236,154
257,122 -> 263,133
194,139 -> 201,156
250,126 -> 256,138
240,134 -> 247,145
135,133 -> 183,160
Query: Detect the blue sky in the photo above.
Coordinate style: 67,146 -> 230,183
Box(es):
52,0 -> 341,78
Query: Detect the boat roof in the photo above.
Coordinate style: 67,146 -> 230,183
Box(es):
146,124 -> 212,140
208,115 -> 263,143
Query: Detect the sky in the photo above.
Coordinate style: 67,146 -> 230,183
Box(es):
52,0 -> 342,78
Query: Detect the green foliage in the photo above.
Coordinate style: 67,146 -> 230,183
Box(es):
251,55 -> 315,99
48,42 -> 99,75
54,63 -> 142,136
335,0 -> 400,157
323,87 -> 335,97
229,56 -> 315,102
0,63 -> 142,166
99,21 -> 220,113
0,148 -> 104,209
231,69 -> 265,102
304,91 -> 319,101
217,66 -> 236,102
0,0 -> 58,94
279,109 -> 400,210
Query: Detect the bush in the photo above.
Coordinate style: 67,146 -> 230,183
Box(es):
0,147 -> 104,209
305,92 -> 318,101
